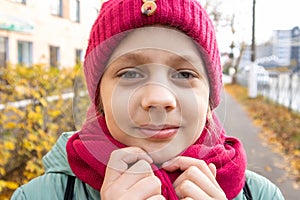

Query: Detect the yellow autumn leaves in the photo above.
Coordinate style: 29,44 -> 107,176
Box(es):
0,64 -> 89,199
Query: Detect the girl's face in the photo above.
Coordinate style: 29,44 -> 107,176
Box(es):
100,27 -> 210,164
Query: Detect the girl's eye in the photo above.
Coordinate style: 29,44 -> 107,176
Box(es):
172,71 -> 196,79
118,69 -> 144,79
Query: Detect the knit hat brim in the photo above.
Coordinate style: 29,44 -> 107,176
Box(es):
84,0 -> 222,109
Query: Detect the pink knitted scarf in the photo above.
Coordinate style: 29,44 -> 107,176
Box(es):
66,113 -> 246,199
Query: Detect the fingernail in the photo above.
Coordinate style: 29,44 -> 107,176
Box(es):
161,161 -> 169,168
162,158 -> 174,168
145,155 -> 154,164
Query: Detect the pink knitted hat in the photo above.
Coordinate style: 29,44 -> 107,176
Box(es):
84,0 -> 222,109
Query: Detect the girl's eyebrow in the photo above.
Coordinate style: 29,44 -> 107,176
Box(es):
165,52 -> 204,69
110,51 -> 151,65
166,53 -> 195,64
108,50 -> 204,71
111,49 -> 196,62
106,51 -> 150,72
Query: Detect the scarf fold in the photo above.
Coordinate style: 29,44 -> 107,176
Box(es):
66,111 -> 246,200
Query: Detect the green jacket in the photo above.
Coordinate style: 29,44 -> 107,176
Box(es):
11,132 -> 285,200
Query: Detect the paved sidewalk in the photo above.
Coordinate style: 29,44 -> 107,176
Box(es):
216,89 -> 299,200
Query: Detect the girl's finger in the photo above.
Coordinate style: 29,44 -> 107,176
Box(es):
125,175 -> 162,199
162,156 -> 217,187
172,165 -> 223,198
147,195 -> 166,200
174,179 -> 211,200
104,147 -> 153,183
111,159 -> 154,190
104,162 -> 161,200
208,163 -> 217,178
101,148 -> 156,199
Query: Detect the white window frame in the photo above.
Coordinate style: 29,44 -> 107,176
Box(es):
70,0 -> 80,22
49,45 -> 60,68
50,0 -> 63,17
17,40 -> 33,66
75,49 -> 83,64
0,37 -> 8,67
11,0 -> 26,4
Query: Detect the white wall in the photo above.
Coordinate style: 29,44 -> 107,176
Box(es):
0,0 -> 100,68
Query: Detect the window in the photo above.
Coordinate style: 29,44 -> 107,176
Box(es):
0,37 -> 8,68
17,41 -> 32,66
49,46 -> 60,68
75,49 -> 83,64
70,0 -> 80,22
11,0 -> 26,4
50,0 -> 63,17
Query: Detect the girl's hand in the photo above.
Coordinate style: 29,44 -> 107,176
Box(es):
100,147 -> 165,200
162,156 -> 227,200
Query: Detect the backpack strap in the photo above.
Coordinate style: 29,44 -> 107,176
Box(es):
64,175 -> 252,200
64,175 -> 76,200
243,180 -> 253,200
82,180 -> 89,198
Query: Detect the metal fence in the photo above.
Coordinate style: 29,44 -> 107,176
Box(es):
257,72 -> 300,113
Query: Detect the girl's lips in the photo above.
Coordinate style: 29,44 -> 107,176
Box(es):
137,125 -> 179,140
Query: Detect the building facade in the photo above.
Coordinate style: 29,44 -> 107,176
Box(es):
0,0 -> 100,68
271,29 -> 292,67
239,26 -> 300,71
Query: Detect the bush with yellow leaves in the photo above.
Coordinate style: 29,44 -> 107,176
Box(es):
0,64 -> 88,199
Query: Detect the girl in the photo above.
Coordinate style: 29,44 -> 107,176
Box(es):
12,0 -> 284,199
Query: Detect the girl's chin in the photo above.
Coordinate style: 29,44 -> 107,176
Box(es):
129,140 -> 186,164
147,150 -> 180,165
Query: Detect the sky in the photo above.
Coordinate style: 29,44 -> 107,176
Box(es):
215,0 -> 300,53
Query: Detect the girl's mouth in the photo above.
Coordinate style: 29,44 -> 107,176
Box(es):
137,125 -> 179,140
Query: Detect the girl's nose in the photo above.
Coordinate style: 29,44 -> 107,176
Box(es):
141,84 -> 176,112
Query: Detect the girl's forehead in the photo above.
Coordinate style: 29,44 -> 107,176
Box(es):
107,26 -> 204,66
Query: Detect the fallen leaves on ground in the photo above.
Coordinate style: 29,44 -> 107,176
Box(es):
225,84 -> 300,183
